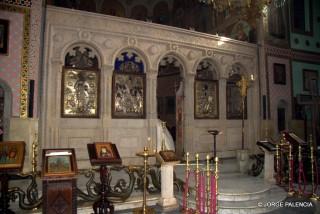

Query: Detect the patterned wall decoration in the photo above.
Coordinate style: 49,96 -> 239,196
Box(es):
1,0 -> 31,7
0,3 -> 31,118
29,0 -> 43,117
0,9 -> 24,117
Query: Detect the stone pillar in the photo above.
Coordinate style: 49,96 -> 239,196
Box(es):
101,64 -> 114,140
262,149 -> 275,183
158,163 -> 178,210
183,73 -> 195,157
147,71 -> 158,152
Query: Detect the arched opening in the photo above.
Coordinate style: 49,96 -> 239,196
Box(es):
227,63 -> 248,119
0,79 -> 12,141
112,50 -> 146,118
157,55 -> 183,152
194,59 -> 219,119
277,100 -> 287,133
62,45 -> 100,118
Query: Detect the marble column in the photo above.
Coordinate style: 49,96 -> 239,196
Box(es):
158,163 -> 178,210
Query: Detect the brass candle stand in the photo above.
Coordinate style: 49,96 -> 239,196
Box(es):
275,144 -> 281,185
185,152 -> 190,213
288,144 -> 295,196
309,136 -> 319,201
206,155 -> 210,213
133,147 -> 155,214
297,145 -> 303,197
161,121 -> 166,151
32,132 -> 38,175
214,156 -> 219,214
195,153 -> 200,214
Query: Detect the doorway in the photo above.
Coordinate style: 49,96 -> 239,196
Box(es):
157,56 -> 183,156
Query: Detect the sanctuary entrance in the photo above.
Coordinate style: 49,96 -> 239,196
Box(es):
157,55 -> 184,157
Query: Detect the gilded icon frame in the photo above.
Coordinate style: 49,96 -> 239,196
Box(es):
42,148 -> 77,178
194,80 -> 219,119
61,67 -> 100,118
112,72 -> 146,118
0,141 -> 25,172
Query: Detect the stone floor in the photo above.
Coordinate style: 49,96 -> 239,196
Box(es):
116,197 -> 319,214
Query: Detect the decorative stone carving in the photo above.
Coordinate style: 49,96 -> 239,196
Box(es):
128,37 -> 137,46
170,44 -> 179,51
206,49 -> 213,56
149,45 -> 158,55
79,31 -> 90,40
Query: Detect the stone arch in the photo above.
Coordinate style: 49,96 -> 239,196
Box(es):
276,99 -> 288,133
0,78 -> 12,141
112,49 -> 147,118
194,57 -> 220,80
227,62 -> 248,78
112,47 -> 150,72
156,51 -> 187,77
61,42 -> 103,68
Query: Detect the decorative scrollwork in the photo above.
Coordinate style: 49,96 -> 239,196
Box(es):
8,173 -> 42,210
248,154 -> 264,176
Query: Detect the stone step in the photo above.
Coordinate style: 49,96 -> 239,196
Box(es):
176,187 -> 287,214
218,187 -> 287,214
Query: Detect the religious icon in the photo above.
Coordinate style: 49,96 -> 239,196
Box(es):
0,19 -> 9,55
112,73 -> 145,118
194,80 -> 219,119
42,149 -> 77,178
95,143 -> 115,159
0,141 -> 25,172
47,156 -> 71,173
61,68 -> 99,118
100,146 -> 113,158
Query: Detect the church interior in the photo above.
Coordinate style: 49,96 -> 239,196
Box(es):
0,0 -> 320,213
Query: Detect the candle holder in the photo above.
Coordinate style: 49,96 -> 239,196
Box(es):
208,130 -> 219,162
161,121 -> 167,151
288,144 -> 295,196
309,136 -> 319,201
133,147 -> 155,214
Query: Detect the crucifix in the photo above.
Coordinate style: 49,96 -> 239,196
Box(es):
236,75 -> 253,149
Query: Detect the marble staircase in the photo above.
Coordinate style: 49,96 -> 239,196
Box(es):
175,157 -> 287,214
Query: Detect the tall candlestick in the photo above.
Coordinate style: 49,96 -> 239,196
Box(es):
206,155 -> 210,213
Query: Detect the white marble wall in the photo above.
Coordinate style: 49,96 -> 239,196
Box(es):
41,6 -> 260,168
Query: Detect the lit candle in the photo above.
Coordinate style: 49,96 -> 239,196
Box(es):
147,137 -> 151,150
250,74 -> 254,81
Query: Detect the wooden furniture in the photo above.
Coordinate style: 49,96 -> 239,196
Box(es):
87,142 -> 122,214
42,148 -> 77,214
